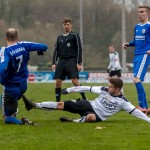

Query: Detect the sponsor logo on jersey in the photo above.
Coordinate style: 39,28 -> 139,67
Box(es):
135,35 -> 145,40
101,98 -> 116,109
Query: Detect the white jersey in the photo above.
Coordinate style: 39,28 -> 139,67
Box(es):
108,51 -> 121,71
67,86 -> 150,123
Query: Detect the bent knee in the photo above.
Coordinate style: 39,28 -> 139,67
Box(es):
56,79 -> 62,87
86,114 -> 96,123
71,78 -> 80,86
57,102 -> 64,110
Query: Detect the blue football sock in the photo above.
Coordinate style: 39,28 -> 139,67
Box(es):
135,82 -> 148,109
5,116 -> 22,125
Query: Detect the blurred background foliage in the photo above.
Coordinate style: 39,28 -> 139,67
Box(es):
0,0 -> 149,71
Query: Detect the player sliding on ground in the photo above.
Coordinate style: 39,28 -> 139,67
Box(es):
22,77 -> 150,123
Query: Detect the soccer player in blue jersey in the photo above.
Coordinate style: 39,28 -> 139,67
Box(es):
123,5 -> 150,113
0,28 -> 48,125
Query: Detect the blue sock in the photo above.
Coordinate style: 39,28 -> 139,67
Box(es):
135,82 -> 148,109
5,116 -> 22,125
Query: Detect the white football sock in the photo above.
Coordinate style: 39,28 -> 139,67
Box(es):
36,102 -> 58,110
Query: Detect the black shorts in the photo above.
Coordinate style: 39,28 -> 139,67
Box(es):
64,100 -> 101,122
54,58 -> 79,80
109,69 -> 121,77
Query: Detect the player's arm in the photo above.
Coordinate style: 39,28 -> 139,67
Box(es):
61,86 -> 103,94
123,26 -> 136,49
52,40 -> 59,65
123,102 -> 150,123
0,50 -> 9,82
107,54 -> 111,72
76,34 -> 82,65
22,41 -> 48,53
114,52 -> 120,69
123,40 -> 135,49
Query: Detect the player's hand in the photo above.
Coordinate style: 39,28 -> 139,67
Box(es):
147,50 -> 150,55
52,64 -> 56,71
37,51 -> 44,55
60,88 -> 69,95
123,42 -> 129,49
77,64 -> 82,71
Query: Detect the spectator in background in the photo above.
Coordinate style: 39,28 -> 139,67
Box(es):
107,45 -> 122,79
52,18 -> 87,102
0,28 -> 48,125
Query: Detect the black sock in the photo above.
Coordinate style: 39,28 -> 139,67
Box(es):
79,84 -> 87,100
80,92 -> 87,100
55,88 -> 61,102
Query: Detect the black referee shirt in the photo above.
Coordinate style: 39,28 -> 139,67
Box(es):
52,31 -> 82,65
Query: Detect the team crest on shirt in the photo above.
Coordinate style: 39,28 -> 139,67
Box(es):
67,42 -> 71,47
142,29 -> 146,34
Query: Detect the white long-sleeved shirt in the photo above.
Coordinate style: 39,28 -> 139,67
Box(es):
67,86 -> 150,123
108,51 -> 121,71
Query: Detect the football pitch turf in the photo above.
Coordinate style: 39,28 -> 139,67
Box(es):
0,83 -> 150,150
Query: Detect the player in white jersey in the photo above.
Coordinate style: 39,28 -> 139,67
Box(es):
22,77 -> 150,123
107,45 -> 122,78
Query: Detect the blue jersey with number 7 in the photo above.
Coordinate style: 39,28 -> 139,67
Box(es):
0,41 -> 48,86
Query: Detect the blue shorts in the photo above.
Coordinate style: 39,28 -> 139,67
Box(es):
133,54 -> 150,81
2,80 -> 27,116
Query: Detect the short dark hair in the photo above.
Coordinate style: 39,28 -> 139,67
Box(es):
62,18 -> 72,24
109,77 -> 123,89
5,28 -> 18,42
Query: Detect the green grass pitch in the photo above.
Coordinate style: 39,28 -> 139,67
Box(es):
0,83 -> 150,150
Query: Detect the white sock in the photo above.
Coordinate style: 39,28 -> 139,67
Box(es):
36,102 -> 58,110
73,116 -> 87,123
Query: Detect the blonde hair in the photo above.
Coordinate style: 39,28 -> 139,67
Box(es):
138,5 -> 150,15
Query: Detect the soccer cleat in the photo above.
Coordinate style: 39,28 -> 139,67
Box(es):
75,98 -> 81,101
60,88 -> 68,95
22,95 -> 36,111
21,117 -> 38,125
60,117 -> 73,122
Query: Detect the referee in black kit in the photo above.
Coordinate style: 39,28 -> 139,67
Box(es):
52,18 -> 87,102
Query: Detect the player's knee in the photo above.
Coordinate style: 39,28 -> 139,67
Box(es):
133,77 -> 141,83
86,114 -> 96,123
56,80 -> 62,87
71,78 -> 79,86
57,102 -> 64,110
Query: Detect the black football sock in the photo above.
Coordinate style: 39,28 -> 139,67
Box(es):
55,88 -> 61,102
80,92 -> 87,100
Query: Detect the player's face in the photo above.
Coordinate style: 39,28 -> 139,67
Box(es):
63,22 -> 72,33
109,46 -> 114,53
138,8 -> 148,23
108,83 -> 119,95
